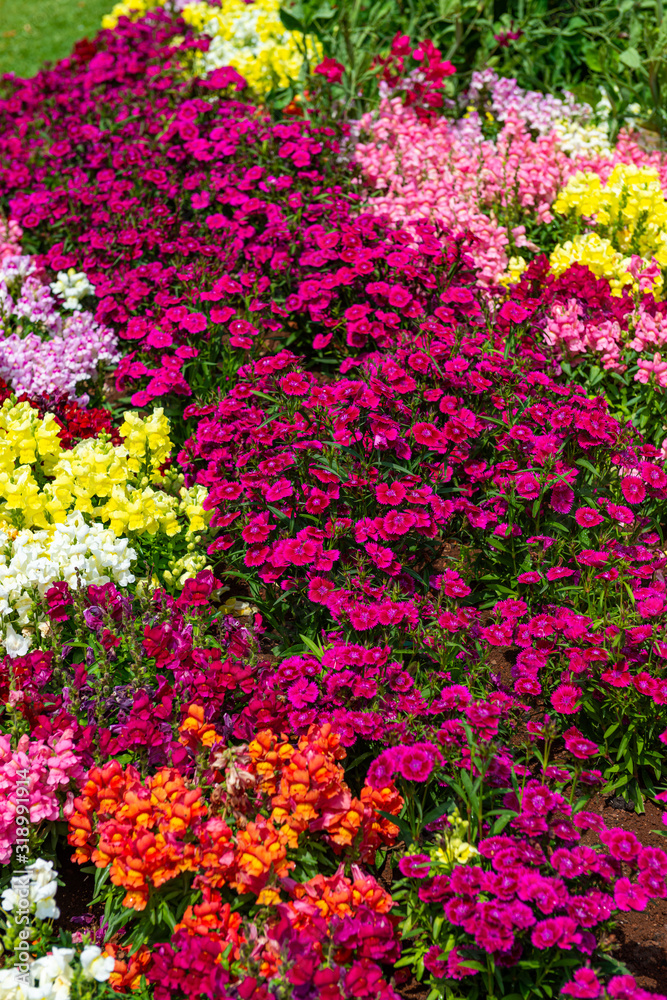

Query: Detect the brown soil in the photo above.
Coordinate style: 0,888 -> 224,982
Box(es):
54,843 -> 104,936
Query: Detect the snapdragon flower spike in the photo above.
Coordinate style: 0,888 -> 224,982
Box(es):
149,865 -> 400,1000
0,730 -> 84,863
0,254 -> 119,401
502,254 -> 667,442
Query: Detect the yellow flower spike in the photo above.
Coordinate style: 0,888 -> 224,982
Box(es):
552,163 -> 667,301
120,408 -> 172,477
0,397 -> 210,548
427,808 -> 479,874
498,256 -> 528,289
179,484 -> 211,536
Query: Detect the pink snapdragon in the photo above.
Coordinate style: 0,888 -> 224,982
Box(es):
0,730 -> 84,863
0,217 -> 22,261
635,352 -> 667,387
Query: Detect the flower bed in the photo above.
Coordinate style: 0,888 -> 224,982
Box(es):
0,5 -> 665,1000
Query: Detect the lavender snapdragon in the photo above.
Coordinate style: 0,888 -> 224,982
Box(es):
0,256 -> 119,402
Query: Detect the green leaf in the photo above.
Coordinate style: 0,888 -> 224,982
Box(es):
619,46 -> 641,69
279,8 -> 305,32
298,634 -> 325,659
459,769 -> 478,811
423,800 -> 455,826
310,1 -> 336,19
575,458 -> 600,478
378,809 -> 413,847
583,45 -> 603,73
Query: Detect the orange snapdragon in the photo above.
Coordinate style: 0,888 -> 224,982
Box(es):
175,885 -> 243,959
68,764 -> 208,910
104,943 -> 152,993
291,867 -> 395,921
178,703 -> 222,751
248,724 -> 403,861
228,815 -> 294,900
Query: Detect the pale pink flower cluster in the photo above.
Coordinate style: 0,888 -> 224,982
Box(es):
465,67 -> 590,134
0,255 -> 120,402
0,218 -> 22,263
628,304 -> 667,354
354,99 -> 575,284
544,290 -> 667,383
544,300 -> 626,371
0,729 -> 84,863
636,353 -> 667,388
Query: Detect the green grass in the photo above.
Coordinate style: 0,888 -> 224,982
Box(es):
0,0 -> 111,79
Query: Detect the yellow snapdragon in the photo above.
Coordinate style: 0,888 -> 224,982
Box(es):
551,164 -> 667,298
429,808 -> 479,872
499,255 -> 528,288
178,484 -> 209,535
549,233 -> 634,297
119,407 -> 172,479
0,466 -> 51,530
0,403 -> 210,544
49,438 -> 129,515
102,0 -> 166,30
554,165 -> 667,257
0,400 -> 62,476
101,484 -> 180,537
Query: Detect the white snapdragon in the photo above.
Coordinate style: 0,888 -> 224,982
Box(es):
554,118 -> 612,156
0,513 -> 137,656
3,623 -> 30,659
0,968 -> 29,1000
30,948 -> 74,1000
49,269 -> 95,313
1,859 -> 60,921
0,944 -> 113,1000
79,946 -> 115,982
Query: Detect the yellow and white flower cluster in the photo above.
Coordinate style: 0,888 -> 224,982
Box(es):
550,164 -> 667,297
0,401 -> 208,539
553,118 -> 611,157
181,0 -> 321,95
0,399 -> 212,654
429,807 -> 479,872
103,0 -> 321,97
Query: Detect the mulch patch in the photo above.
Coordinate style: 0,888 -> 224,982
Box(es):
54,841 -> 104,938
